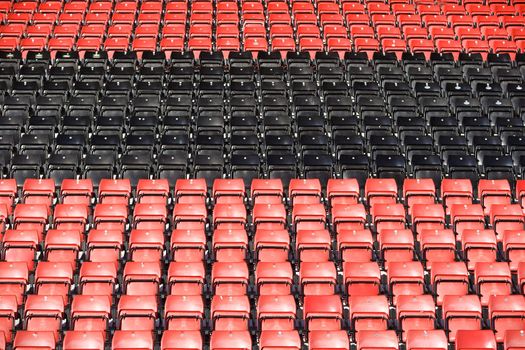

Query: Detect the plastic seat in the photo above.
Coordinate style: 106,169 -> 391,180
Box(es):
420,229 -> 456,269
288,179 -> 322,205
44,229 -> 81,265
379,229 -> 414,263
296,229 -> 331,262
337,229 -> 374,262
112,331 -> 153,350
173,204 -> 207,231
254,229 -> 290,262
123,261 -> 161,296
411,204 -> 446,238
387,261 -> 424,304
441,179 -> 473,214
503,230 -> 525,271
34,262 -> 73,303
442,295 -> 483,342
87,229 -> 124,263
365,178 -> 398,207
212,262 -> 249,296
78,262 -> 117,296
22,178 -> 55,207
372,204 -> 406,234
300,261 -> 337,295
0,179 -> 17,215
210,295 -> 250,331
128,229 -> 164,262
213,203 -> 246,230
478,180 -> 512,215
117,295 -> 157,331
475,262 -> 512,306
13,204 -> 48,240
504,330 -> 525,350
161,331 -> 202,350
70,295 -> 111,333
357,330 -> 398,350
13,331 -> 56,350
256,262 -> 293,296
98,179 -> 131,205
489,295 -> 525,341
210,331 -> 251,350
332,204 -> 367,232
432,262 -> 469,305
349,295 -> 389,333
462,229 -> 497,270
303,294 -> 343,331
260,330 -> 301,350
490,205 -> 525,241
252,203 -> 286,230
257,295 -> 296,331
309,331 -> 349,350
456,330 -> 496,350
63,331 -> 105,350
397,295 -> 436,341
2,229 -> 39,271
251,179 -> 284,205
60,179 -> 93,206
450,204 -> 485,240
168,262 -> 205,296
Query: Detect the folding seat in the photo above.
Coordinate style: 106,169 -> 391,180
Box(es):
13,204 -> 48,241
456,330 -> 497,350
213,203 -> 246,231
420,229 -> 456,269
303,294 -> 343,331
411,204 -> 446,238
292,204 -> 326,233
502,230 -> 525,272
0,261 -> 28,306
112,331 -> 153,350
212,179 -> 244,204
396,294 -> 436,340
462,229 -> 498,270
365,178 -> 398,207
86,229 -> 123,263
442,295 -> 483,342
43,229 -> 81,266
0,179 -> 16,215
210,295 -> 250,331
488,295 -> 525,342
256,294 -> 296,331
92,204 -> 127,232
212,262 -> 249,296
357,330 -> 398,350
127,229 -> 164,262
475,262 -> 512,306
478,180 -> 512,215
378,229 -> 415,264
24,295 -> 64,339
166,261 -> 204,297
53,204 -> 88,232
21,178 -> 54,207
164,295 -> 204,331
98,179 -> 131,205
326,179 -> 359,207
170,228 -> 206,262
63,331 -> 105,350
78,262 -> 117,296
403,178 -> 435,212
135,179 -> 169,205
122,261 -> 161,296
161,331 -> 202,350
0,295 -> 17,343
349,295 -> 389,333
387,261 -> 424,303
490,40 -> 518,59
372,204 -> 406,234
70,295 -> 111,334
34,262 -> 73,303
1,228 -> 38,271
250,179 -> 283,206
490,204 -> 525,240
354,38 -> 381,58
260,330 -> 300,350
296,229 -> 332,262
13,331 -> 56,350
174,179 -> 207,204
212,229 -> 248,262
300,261 -> 337,295
449,204 -> 484,241
117,295 -> 158,331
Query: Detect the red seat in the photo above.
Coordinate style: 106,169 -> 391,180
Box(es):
365,178 -> 398,207
456,330 -> 496,350
490,39 -> 518,58
14,331 -> 56,350
327,179 -> 359,206
211,295 -> 250,331
354,38 -> 381,58
133,203 -> 167,231
257,295 -> 296,331
443,295 -> 482,342
129,229 -> 164,262
0,179 -> 17,215
34,262 -> 73,303
503,230 -> 525,271
160,38 -> 184,56
397,295 -> 436,341
0,295 -> 17,343
407,330 -> 447,350
337,229 -> 374,262
98,179 -> 131,205
3,229 -> 39,271
13,204 -> 48,240
429,26 -> 456,41
112,330 -> 153,350
300,261 -> 337,295
173,204 -> 207,231
327,38 -> 352,58
212,262 -> 249,296
357,330 -> 398,350
420,229 -> 456,269
332,204 -> 367,232
210,331 -> 251,350
309,330 -> 349,350
44,229 -> 81,266
479,180 -> 512,215
78,262 -> 117,296
403,179 -> 436,214
161,331 -> 202,350
252,203 -> 286,230
164,295 -> 204,331
260,330 -> 300,350
303,294 -> 343,331
371,204 -> 406,234
475,262 -> 512,306
256,262 -> 293,296
118,295 -> 158,331
86,229 -> 123,263
162,25 -> 186,39
0,262 -> 28,305
213,203 -> 246,230
168,262 -> 205,296
63,331 -> 105,350
289,179 -> 322,205
296,229 -> 331,262
93,204 -> 127,231
489,295 -> 525,342
387,261 -> 424,304
24,295 -> 63,339
504,330 -> 525,350
53,204 -> 88,231
516,180 -> 525,209
450,204 -> 485,240
59,179 -> 92,205
432,262 -> 470,305
123,261 -> 161,295
254,229 -> 290,262
462,229 -> 498,270
490,205 -> 525,240
213,229 -> 248,262
170,229 -> 205,262
344,261 -> 380,297
379,229 -> 414,263
71,295 -> 111,333
292,203 -> 326,232
411,204 -> 446,238
349,295 -> 389,333
251,179 -> 283,205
